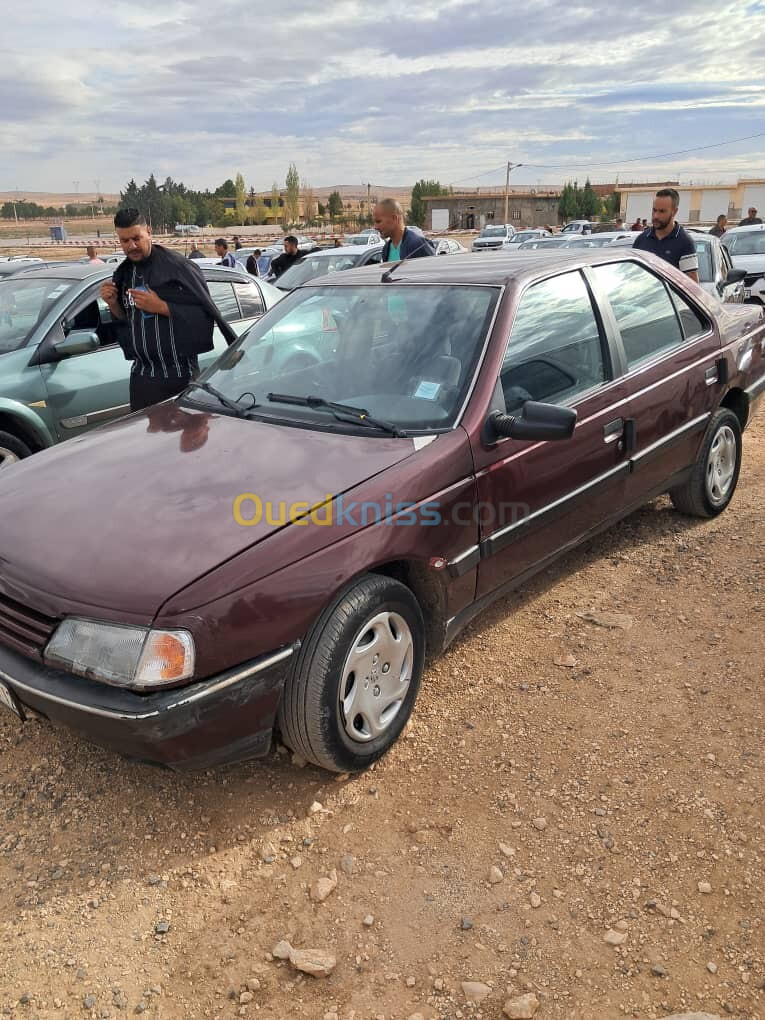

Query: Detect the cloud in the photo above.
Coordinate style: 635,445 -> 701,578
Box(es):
1,0 -> 764,193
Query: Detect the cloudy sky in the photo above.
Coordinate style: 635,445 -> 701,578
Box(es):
3,0 -> 765,195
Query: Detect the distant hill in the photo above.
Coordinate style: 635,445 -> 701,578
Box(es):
0,185 -> 413,207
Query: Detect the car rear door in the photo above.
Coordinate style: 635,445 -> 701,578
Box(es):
589,258 -> 722,507
472,268 -> 631,598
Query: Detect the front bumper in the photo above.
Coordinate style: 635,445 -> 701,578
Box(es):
744,277 -> 765,304
0,640 -> 298,771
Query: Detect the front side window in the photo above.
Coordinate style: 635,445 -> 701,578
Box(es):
501,270 -> 607,412
593,261 -> 684,370
0,277 -> 78,354
200,284 -> 500,433
694,240 -> 714,283
207,281 -> 240,322
234,282 -> 264,318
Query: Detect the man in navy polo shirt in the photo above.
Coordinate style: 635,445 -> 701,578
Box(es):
633,188 -> 699,282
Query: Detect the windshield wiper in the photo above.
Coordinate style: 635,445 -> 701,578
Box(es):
184,381 -> 259,417
266,393 -> 407,437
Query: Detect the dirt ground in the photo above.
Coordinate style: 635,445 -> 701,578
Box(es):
1,414 -> 763,1020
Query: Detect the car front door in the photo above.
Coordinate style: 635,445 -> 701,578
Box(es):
589,259 -> 722,506
472,269 -> 631,598
39,285 -> 132,439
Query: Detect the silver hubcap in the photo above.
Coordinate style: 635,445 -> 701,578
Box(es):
339,611 -> 413,743
0,447 -> 20,468
705,425 -> 737,505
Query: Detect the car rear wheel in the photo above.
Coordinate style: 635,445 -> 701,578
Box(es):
0,431 -> 32,469
670,409 -> 741,517
278,574 -> 425,772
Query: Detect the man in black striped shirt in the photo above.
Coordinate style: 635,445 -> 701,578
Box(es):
100,209 -> 237,411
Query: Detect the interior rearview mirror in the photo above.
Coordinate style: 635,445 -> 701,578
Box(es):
486,400 -> 577,444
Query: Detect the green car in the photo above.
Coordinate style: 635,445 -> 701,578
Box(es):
0,262 -> 284,467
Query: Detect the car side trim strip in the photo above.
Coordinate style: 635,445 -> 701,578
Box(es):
481,460 -> 631,559
0,643 -> 299,722
447,545 -> 480,578
629,413 -> 710,470
744,372 -> 765,402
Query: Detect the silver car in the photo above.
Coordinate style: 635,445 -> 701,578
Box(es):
720,224 -> 765,305
472,224 -> 516,252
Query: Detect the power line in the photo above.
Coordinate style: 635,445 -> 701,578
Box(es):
443,131 -> 765,183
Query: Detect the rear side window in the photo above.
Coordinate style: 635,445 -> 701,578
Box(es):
207,281 -> 240,322
501,270 -> 607,411
594,261 -> 684,370
234,282 -> 264,318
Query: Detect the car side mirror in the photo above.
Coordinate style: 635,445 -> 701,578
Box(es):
726,267 -> 747,284
54,330 -> 100,357
486,400 -> 577,443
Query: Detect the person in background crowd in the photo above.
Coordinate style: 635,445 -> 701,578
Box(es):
232,235 -> 243,250
614,218 -> 626,231
270,236 -> 301,278
334,238 -> 343,247
641,218 -> 648,229
99,209 -> 238,412
738,206 -> 762,226
633,188 -> 699,281
246,248 -> 261,276
373,198 -> 435,261
630,216 -> 642,230
187,240 -> 205,259
86,245 -> 102,264
710,214 -> 728,237
215,238 -> 237,268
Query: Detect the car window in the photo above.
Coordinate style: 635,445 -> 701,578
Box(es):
720,246 -> 732,274
725,232 -> 765,256
501,270 -> 607,412
669,288 -> 710,341
0,277 -> 78,354
366,250 -> 383,264
593,261 -> 684,371
207,281 -> 240,322
234,281 -> 264,318
694,241 -> 713,283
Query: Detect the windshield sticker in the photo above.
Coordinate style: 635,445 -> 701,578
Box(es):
415,381 -> 441,400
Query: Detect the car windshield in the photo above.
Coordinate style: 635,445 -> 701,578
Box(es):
275,252 -> 367,291
694,240 -> 713,282
0,277 -> 78,354
724,231 -> 765,256
345,235 -> 372,245
479,226 -> 507,237
511,232 -> 540,243
200,284 -> 500,433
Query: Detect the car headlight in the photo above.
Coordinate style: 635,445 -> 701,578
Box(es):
44,618 -> 195,690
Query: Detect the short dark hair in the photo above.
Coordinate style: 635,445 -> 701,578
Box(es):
656,187 -> 680,207
285,235 -> 298,246
215,238 -> 228,249
254,249 -> 262,256
114,208 -> 146,228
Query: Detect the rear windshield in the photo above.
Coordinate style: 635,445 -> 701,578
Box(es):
0,277 -> 77,354
275,252 -> 365,290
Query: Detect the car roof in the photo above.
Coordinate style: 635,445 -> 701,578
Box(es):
307,249 -> 645,288
722,223 -> 765,235
3,260 -> 253,283
300,244 -> 384,257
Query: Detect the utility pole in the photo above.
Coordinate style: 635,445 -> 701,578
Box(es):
503,162 -> 523,225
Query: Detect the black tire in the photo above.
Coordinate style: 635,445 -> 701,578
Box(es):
670,408 -> 741,517
278,574 -> 425,772
0,430 -> 33,469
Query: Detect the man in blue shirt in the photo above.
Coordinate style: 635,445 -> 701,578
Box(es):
215,238 -> 237,268
632,188 -> 699,282
373,199 -> 435,262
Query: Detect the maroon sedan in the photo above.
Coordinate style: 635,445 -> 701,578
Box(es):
0,251 -> 763,772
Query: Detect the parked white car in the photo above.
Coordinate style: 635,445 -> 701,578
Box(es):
613,233 -> 747,304
560,220 -> 593,235
472,224 -> 516,252
721,224 -> 765,305
503,229 -> 552,250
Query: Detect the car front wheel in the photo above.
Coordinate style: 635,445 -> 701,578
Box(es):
0,430 -> 32,469
278,574 -> 425,772
670,408 -> 742,517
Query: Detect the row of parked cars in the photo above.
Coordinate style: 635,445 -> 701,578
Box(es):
0,234 -> 764,774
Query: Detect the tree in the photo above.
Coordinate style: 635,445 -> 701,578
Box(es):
601,191 -> 620,222
409,179 -> 449,228
301,179 -> 315,224
235,172 -> 247,224
558,181 -> 579,221
119,179 -> 141,211
328,190 -> 343,221
216,179 -> 237,198
251,201 -> 270,225
317,201 -> 326,218
285,163 -> 300,224
581,178 -> 601,219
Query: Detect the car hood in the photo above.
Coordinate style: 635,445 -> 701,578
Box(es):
729,253 -> 765,271
0,404 -> 416,618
